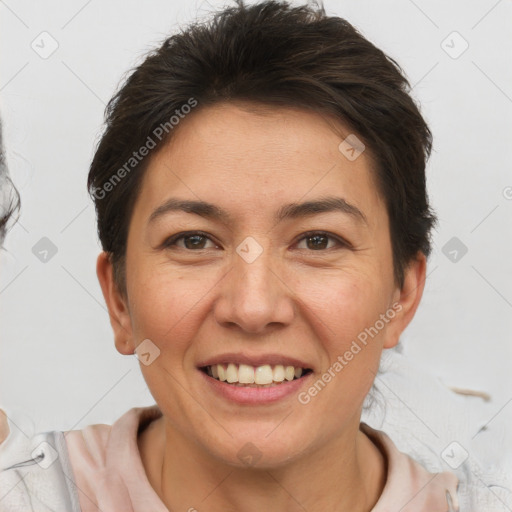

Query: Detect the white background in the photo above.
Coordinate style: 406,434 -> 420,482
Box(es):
1,0 -> 511,435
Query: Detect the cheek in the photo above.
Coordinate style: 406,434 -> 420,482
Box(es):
294,271 -> 390,396
126,264 -> 213,352
292,275 -> 389,434
297,270 -> 389,342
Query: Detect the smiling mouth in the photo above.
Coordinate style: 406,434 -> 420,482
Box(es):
200,363 -> 313,387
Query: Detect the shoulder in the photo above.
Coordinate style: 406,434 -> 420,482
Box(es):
361,423 -> 459,511
0,408 -> 81,512
63,404 -> 160,474
0,404 -> 162,512
362,349 -> 512,511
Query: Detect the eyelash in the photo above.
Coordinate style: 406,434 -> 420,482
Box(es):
161,230 -> 349,252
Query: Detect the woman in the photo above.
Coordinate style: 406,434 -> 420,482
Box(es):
0,1 -> 467,510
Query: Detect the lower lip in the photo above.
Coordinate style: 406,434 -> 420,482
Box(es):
198,369 -> 312,405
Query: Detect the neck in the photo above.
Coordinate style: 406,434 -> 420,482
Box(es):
139,416 -> 386,512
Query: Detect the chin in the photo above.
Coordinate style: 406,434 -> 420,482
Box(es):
206,428 -> 309,469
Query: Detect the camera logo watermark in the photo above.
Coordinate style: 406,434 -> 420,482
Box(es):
441,441 -> 469,469
442,236 -> 468,263
32,237 -> 58,263
236,236 -> 264,264
31,441 -> 59,469
237,442 -> 263,466
134,339 -> 161,366
339,134 -> 366,161
441,31 -> 469,60
31,32 -> 59,59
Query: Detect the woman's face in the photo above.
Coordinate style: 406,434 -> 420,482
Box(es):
99,103 -> 425,467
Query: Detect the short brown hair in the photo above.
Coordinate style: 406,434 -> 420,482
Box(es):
88,0 -> 436,294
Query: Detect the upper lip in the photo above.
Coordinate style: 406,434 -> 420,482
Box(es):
197,352 -> 313,370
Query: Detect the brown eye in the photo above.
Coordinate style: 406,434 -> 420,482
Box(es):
295,231 -> 345,251
163,231 -> 218,250
181,234 -> 209,249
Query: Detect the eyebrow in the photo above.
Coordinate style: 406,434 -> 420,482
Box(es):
148,196 -> 367,226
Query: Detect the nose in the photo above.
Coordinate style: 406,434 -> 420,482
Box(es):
213,240 -> 295,334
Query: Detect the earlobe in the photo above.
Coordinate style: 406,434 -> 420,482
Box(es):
96,252 -> 134,355
383,252 -> 427,349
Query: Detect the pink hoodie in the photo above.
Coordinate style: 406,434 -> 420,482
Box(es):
64,404 -> 459,511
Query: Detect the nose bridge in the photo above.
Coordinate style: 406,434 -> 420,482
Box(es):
237,237 -> 275,293
214,235 -> 295,333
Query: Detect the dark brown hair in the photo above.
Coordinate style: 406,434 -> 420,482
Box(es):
0,121 -> 20,244
88,0 -> 436,294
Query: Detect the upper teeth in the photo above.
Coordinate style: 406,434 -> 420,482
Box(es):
207,363 -> 304,384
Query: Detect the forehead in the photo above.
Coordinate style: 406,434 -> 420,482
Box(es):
135,102 -> 385,225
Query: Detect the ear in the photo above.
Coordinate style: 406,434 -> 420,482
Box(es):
96,252 -> 135,355
383,252 -> 427,349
